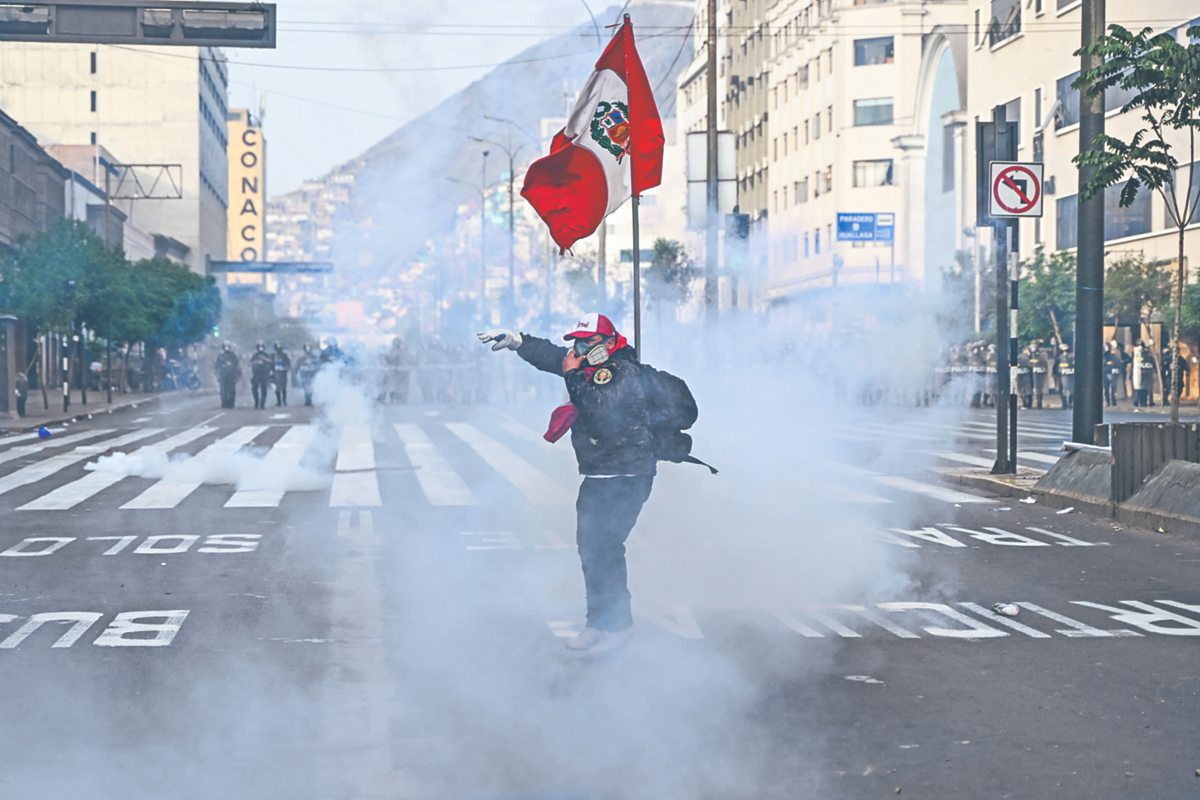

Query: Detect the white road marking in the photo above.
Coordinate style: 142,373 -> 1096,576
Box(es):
870,475 -> 991,504
0,431 -> 42,449
0,428 -> 118,467
1015,602 -> 1140,638
329,424 -> 380,507
19,426 -> 214,510
957,602 -> 1051,638
394,423 -> 475,506
120,426 -> 266,509
928,451 -> 996,468
225,425 -> 318,508
445,421 -> 574,505
0,429 -> 161,499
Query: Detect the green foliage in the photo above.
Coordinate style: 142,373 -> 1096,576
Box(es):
1104,252 -> 1170,325
644,238 -> 699,304
1179,283 -> 1200,340
0,219 -> 219,347
1073,24 -> 1200,221
1019,247 -> 1077,345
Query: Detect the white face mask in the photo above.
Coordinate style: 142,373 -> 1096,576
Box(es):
585,343 -> 611,366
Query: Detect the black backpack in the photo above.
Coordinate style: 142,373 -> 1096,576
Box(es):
640,365 -> 718,474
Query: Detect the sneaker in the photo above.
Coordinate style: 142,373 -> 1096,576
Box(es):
563,627 -> 630,656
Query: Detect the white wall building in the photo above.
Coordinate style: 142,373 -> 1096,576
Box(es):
0,43 -> 230,273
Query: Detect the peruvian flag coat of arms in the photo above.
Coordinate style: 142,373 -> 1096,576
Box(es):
521,16 -> 664,253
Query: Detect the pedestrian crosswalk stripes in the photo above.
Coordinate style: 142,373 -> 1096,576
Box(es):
0,428 -> 162,499
0,431 -> 44,449
445,422 -> 576,506
0,416 -> 1017,512
330,424 -> 381,508
18,426 -> 215,511
393,423 -> 475,506
0,428 -> 118,467
120,425 -> 268,510
225,425 -> 318,508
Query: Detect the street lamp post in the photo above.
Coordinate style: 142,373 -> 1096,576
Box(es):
471,136 -> 522,321
445,172 -> 488,306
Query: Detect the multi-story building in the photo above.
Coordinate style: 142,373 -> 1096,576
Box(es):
965,0 -> 1200,271
0,109 -> 67,255
0,44 -> 230,272
764,0 -> 968,304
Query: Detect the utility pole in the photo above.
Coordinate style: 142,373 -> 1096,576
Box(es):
597,222 -> 607,300
991,104 -> 1017,474
705,0 -> 719,322
1074,0 -> 1105,444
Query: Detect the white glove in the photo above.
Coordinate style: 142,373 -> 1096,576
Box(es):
477,329 -> 523,352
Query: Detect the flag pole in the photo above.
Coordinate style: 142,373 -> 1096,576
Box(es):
623,13 -> 642,355
632,195 -> 642,353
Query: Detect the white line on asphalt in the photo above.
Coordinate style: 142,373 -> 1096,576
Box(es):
393,423 -> 475,506
0,431 -> 42,449
0,429 -> 162,499
927,451 -> 996,468
19,426 -> 214,511
445,422 -> 574,505
0,429 -> 118,467
957,602 -> 1052,638
225,425 -> 318,508
811,480 -> 893,504
870,475 -> 992,504
330,425 -> 381,508
120,425 -> 267,510
1015,602 -> 1141,638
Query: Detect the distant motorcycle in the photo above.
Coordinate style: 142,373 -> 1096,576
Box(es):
162,359 -> 201,392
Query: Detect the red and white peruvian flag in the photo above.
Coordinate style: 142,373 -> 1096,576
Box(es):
521,16 -> 664,253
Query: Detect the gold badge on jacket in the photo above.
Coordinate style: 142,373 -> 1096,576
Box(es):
592,367 -> 613,385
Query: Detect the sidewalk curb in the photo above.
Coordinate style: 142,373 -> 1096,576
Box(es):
945,465 -> 1200,536
0,392 -> 169,436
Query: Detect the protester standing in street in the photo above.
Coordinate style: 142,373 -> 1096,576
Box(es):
478,314 -> 660,656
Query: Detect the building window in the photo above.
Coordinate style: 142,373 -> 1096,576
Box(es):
989,0 -> 1021,46
773,138 -> 778,161
90,131 -> 97,145
90,51 -> 97,74
827,105 -> 834,132
813,170 -> 821,197
854,97 -> 894,126
854,36 -> 895,65
798,64 -> 809,89
823,165 -> 833,192
1055,71 -> 1081,128
1105,182 -> 1152,239
813,116 -> 821,140
1035,0 -> 1043,14
815,228 -> 821,255
853,159 -> 894,187
1034,86 -> 1043,126
798,177 -> 809,203
974,9 -> 982,46
90,91 -> 97,112
1056,0 -> 1078,9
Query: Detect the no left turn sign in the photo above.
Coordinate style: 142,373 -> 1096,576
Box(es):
989,161 -> 1044,218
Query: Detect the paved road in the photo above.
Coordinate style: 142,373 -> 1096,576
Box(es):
0,392 -> 1196,799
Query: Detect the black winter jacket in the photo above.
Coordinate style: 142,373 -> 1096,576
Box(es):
517,334 -> 657,477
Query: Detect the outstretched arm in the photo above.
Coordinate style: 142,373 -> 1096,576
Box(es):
517,335 -> 568,377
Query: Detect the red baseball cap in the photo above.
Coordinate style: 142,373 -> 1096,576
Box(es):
562,312 -> 618,340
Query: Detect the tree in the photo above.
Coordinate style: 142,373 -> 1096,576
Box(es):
1019,247 -> 1077,346
1104,252 -> 1170,338
644,238 -> 698,308
1075,22 -> 1200,422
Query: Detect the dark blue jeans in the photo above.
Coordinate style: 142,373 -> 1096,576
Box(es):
575,475 -> 654,632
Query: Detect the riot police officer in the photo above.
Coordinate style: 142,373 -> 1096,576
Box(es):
295,344 -> 318,406
249,343 -> 273,410
214,344 -> 241,409
272,343 -> 291,407
1054,344 -> 1076,409
1102,341 -> 1122,407
1016,348 -> 1033,409
1028,343 -> 1048,409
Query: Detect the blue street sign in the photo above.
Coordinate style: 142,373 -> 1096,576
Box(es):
836,212 -> 895,242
